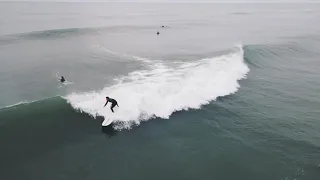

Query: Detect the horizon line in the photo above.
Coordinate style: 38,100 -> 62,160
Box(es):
0,0 -> 319,3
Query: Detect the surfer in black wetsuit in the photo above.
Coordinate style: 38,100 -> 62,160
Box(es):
60,76 -> 65,83
104,97 -> 119,113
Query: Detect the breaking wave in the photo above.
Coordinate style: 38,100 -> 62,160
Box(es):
65,46 -> 249,130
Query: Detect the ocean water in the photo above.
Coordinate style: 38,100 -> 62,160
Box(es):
1,2 -> 320,180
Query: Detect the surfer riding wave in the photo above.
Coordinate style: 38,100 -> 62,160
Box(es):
104,97 -> 119,113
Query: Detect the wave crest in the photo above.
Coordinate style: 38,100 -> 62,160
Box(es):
65,46 -> 249,130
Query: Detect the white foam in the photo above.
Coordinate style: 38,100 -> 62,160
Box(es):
65,46 -> 249,130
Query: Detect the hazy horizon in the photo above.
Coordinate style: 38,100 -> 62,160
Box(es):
0,0 -> 319,2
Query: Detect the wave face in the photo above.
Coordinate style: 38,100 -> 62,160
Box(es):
65,46 -> 249,129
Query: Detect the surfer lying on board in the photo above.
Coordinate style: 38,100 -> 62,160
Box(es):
104,97 -> 119,113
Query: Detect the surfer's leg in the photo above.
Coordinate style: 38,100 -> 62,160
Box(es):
110,103 -> 116,113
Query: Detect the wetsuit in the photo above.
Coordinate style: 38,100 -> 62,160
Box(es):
60,76 -> 65,83
104,98 -> 119,113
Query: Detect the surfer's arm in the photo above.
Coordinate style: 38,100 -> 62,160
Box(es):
104,100 -> 109,107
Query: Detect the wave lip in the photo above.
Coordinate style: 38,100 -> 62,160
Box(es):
65,46 -> 249,130
1,101 -> 29,110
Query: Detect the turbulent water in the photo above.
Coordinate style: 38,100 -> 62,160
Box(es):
1,2 -> 320,180
67,45 -> 249,129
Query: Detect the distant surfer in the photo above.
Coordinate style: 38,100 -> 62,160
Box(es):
104,97 -> 119,113
157,31 -> 160,35
60,76 -> 65,83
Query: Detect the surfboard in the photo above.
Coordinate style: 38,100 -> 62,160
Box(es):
102,118 -> 113,126
101,105 -> 119,126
